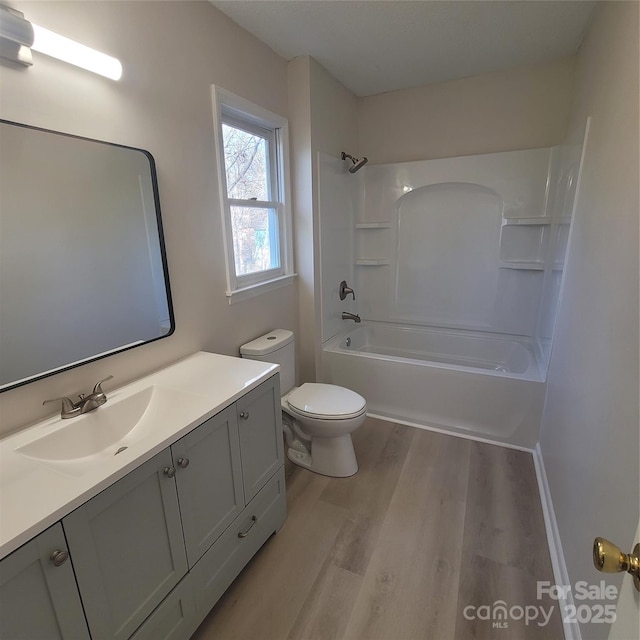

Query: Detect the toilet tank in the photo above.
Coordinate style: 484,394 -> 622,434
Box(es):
240,329 -> 295,394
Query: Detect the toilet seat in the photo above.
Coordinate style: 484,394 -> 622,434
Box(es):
286,383 -> 366,420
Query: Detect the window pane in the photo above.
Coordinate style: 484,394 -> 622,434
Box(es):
222,124 -> 270,201
230,206 -> 280,276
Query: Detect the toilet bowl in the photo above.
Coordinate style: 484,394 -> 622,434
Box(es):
282,383 -> 366,477
240,331 -> 367,477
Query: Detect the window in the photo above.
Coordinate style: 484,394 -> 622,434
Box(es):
212,86 -> 294,302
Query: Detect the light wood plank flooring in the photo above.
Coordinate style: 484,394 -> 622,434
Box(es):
192,417 -> 562,640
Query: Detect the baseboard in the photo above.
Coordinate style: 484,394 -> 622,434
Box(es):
533,443 -> 582,640
366,411 -> 535,453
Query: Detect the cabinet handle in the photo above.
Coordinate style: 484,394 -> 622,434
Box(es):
50,550 -> 69,567
239,411 -> 250,420
177,457 -> 190,469
237,515 -> 257,538
163,466 -> 176,478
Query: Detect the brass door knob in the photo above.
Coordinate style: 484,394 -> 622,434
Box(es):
593,537 -> 640,591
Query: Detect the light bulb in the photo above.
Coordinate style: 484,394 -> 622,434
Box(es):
31,24 -> 122,80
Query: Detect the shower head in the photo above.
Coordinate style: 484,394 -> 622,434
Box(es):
349,156 -> 368,173
341,152 -> 368,174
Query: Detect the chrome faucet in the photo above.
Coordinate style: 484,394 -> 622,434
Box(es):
43,376 -> 114,419
341,312 -> 361,323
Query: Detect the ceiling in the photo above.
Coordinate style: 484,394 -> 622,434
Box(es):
210,0 -> 597,97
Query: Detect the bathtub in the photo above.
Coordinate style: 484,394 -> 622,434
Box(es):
322,323 -> 546,448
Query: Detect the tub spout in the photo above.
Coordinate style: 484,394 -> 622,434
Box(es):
342,312 -> 361,323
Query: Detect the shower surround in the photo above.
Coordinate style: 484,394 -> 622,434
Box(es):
319,139 -> 584,447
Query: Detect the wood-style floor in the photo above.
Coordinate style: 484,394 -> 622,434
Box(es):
192,418 -> 563,640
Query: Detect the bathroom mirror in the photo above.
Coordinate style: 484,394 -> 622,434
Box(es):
0,120 -> 174,391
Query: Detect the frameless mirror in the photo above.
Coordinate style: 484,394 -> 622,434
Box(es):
0,120 -> 174,391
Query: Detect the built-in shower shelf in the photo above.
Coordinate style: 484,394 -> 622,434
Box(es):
355,222 -> 392,229
355,258 -> 391,266
499,261 -> 545,271
502,216 -> 571,226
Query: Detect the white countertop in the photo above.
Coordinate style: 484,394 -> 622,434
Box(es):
0,352 -> 278,559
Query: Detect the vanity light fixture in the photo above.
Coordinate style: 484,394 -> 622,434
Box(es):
31,24 -> 122,81
0,4 -> 122,80
0,5 -> 34,66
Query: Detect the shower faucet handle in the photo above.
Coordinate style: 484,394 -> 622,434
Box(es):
339,280 -> 356,300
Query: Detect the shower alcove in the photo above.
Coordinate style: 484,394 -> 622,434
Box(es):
319,136 -> 585,447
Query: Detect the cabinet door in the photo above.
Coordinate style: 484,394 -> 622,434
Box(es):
63,448 -> 187,640
171,405 -> 244,567
236,375 -> 284,502
0,523 -> 90,640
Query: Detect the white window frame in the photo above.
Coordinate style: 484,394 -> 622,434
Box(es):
212,86 -> 295,303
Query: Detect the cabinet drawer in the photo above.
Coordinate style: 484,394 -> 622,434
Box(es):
192,465 -> 287,621
130,572 -> 198,640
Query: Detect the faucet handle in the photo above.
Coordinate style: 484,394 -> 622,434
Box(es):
339,280 -> 356,301
43,396 -> 75,410
92,376 -> 113,395
43,396 -> 81,419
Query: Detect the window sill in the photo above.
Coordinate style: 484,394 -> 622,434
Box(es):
226,273 -> 297,304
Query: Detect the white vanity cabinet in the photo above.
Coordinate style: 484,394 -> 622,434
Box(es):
0,523 -> 91,640
0,373 -> 286,640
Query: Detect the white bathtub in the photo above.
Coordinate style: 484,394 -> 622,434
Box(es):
322,323 -> 545,448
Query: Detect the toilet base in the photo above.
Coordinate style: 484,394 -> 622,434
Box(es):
287,434 -> 358,478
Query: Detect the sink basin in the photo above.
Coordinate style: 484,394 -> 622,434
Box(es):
16,386 -> 202,463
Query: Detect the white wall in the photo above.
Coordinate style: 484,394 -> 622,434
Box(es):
288,56 -> 358,382
0,1 -> 296,436
317,152 -> 359,343
538,4 -> 639,640
358,56 -> 576,164
287,56 -> 314,386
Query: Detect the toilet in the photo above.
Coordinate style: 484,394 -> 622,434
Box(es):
240,330 -> 366,477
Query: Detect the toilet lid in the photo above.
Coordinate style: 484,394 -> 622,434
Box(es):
287,383 -> 366,419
